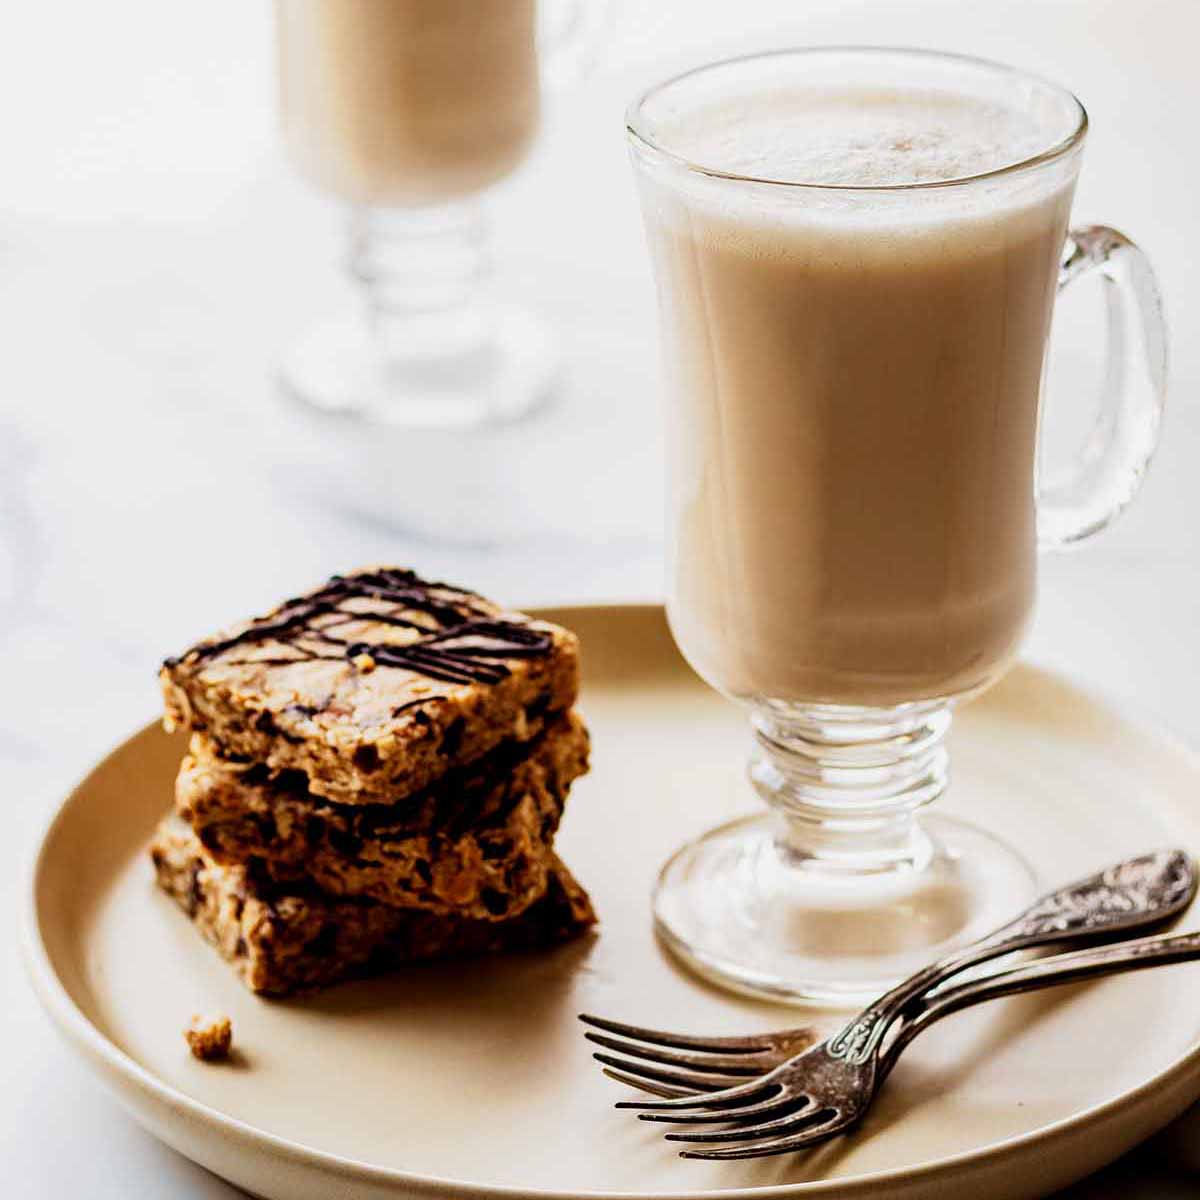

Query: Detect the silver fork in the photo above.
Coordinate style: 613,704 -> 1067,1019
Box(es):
586,925 -> 1200,1158
582,849 -> 1196,1160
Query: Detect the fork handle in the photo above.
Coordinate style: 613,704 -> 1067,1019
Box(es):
826,849 -> 1195,1064
878,928 -> 1200,1082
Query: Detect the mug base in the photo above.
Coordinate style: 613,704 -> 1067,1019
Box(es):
652,811 -> 1037,1008
278,305 -> 557,430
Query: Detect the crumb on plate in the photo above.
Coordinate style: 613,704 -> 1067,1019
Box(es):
185,1013 -> 233,1062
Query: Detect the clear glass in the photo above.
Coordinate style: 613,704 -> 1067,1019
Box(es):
629,48 -> 1168,1005
275,0 -> 608,429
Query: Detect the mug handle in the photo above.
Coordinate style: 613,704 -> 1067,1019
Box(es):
540,0 -> 612,90
1037,226 -> 1169,549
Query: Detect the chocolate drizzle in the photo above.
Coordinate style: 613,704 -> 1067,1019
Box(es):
166,568 -> 553,687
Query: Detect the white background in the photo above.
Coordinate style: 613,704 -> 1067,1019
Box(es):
3,0 -> 1200,1195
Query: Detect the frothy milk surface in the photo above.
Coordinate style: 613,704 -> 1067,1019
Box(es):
649,87 -> 1051,186
639,87 -> 1078,706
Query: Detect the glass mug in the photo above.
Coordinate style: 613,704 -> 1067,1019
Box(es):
275,0 -> 609,428
628,48 -> 1167,1004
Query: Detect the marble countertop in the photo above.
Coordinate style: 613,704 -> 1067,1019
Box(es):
3,0 -> 1200,1194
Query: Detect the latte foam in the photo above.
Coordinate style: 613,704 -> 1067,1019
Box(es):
651,87 -> 1052,186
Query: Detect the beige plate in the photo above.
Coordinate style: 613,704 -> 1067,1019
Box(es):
23,604 -> 1200,1200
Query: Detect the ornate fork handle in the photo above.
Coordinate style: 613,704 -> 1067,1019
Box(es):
827,849 -> 1196,1065
878,928 -> 1200,1081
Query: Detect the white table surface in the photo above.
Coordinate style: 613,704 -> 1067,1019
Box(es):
3,0 -> 1200,1195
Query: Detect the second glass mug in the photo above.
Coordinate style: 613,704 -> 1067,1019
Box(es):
275,0 -> 608,428
629,48 -> 1168,1004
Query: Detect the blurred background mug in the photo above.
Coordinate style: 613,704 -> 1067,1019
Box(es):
275,0 -> 609,429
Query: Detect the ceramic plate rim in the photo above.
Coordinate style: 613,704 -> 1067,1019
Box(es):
21,601 -> 1200,1199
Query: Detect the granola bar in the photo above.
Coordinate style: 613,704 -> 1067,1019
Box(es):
160,568 -> 579,806
175,711 -> 589,920
150,816 -> 596,997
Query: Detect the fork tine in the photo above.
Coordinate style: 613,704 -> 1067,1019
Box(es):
584,1032 -> 773,1075
677,1113 -> 848,1160
637,1092 -> 805,1125
592,1053 -> 756,1092
600,1068 -> 693,1099
664,1102 -> 833,1143
616,1075 -> 779,1112
577,1013 -> 780,1054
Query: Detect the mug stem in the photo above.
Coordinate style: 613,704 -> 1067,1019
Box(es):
750,701 -> 950,874
350,202 -> 493,362
652,696 -> 1038,1005
278,200 -> 556,428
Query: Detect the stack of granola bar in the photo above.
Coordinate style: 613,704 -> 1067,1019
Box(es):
151,567 -> 595,996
